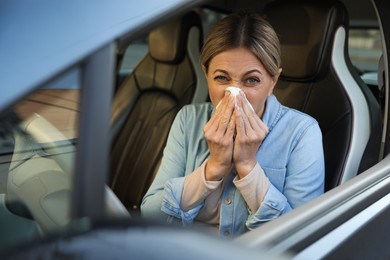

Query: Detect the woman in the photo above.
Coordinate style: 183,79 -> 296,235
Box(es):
141,11 -> 324,238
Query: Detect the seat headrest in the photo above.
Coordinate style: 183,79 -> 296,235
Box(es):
149,11 -> 202,64
263,0 -> 348,81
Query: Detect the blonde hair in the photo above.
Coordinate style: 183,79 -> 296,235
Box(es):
200,11 -> 281,77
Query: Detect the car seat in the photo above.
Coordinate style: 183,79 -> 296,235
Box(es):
262,0 -> 382,191
110,11 -> 205,211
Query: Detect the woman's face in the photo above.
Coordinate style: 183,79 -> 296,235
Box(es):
205,47 -> 280,118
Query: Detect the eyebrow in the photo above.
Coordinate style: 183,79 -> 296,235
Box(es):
213,69 -> 229,75
212,69 -> 263,76
244,69 -> 263,76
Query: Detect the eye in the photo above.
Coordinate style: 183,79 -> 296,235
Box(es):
214,75 -> 229,83
245,77 -> 260,85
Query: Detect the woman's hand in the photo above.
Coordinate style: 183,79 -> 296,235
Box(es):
233,93 -> 269,179
203,92 -> 236,181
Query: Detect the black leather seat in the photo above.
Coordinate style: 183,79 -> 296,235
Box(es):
110,11 -> 204,210
263,0 -> 382,191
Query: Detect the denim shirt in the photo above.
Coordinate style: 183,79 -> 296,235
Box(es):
141,95 -> 324,239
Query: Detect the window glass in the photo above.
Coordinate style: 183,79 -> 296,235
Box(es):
118,38 -> 148,78
349,28 -> 384,109
198,8 -> 226,37
349,28 -> 382,74
0,68 -> 80,254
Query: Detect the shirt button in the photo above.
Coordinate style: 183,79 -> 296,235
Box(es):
225,198 -> 232,205
224,230 -> 230,236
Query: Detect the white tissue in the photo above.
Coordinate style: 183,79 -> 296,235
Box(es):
215,86 -> 254,112
225,86 -> 241,96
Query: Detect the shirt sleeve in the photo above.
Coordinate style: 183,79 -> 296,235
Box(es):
245,122 -> 325,230
233,163 -> 270,213
181,160 -> 222,211
160,160 -> 225,225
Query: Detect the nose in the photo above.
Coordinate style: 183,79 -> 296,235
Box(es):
230,81 -> 242,88
227,82 -> 244,91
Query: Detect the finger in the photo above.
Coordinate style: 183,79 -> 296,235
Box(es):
205,92 -> 235,140
234,101 -> 247,137
238,95 -> 270,142
215,91 -> 231,113
244,107 -> 269,138
226,113 -> 236,138
239,91 -> 255,115
238,93 -> 256,119
204,92 -> 231,133
216,94 -> 235,134
238,94 -> 264,133
204,107 -> 221,134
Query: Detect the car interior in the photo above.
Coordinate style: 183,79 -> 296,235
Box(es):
109,0 -> 384,212
0,0 -> 386,256
110,10 -> 206,212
